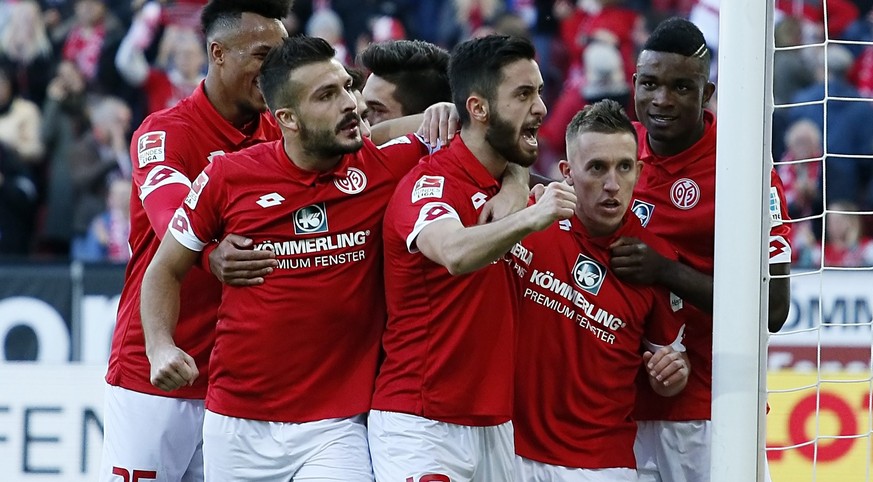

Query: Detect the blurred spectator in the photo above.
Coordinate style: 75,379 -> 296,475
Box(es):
0,142 -> 38,257
536,41 -> 630,177
306,7 -> 351,64
116,3 -> 205,114
69,95 -> 131,250
55,0 -> 123,84
778,119 -> 824,267
39,60 -> 90,255
72,177 -> 131,263
0,0 -> 55,107
775,0 -> 860,39
786,44 -> 873,207
773,15 -> 816,106
556,0 -> 641,84
818,201 -> 873,267
841,8 -> 873,96
0,66 -> 45,165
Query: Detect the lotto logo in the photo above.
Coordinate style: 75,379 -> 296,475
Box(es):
631,199 -> 655,227
335,167 -> 368,195
572,254 -> 606,295
137,131 -> 166,167
293,203 -> 329,234
670,178 -> 700,210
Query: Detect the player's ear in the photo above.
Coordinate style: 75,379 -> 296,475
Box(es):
208,41 -> 224,65
467,95 -> 488,123
274,107 -> 299,131
559,159 -> 572,185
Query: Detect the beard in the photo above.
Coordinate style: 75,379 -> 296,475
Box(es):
485,109 -> 537,167
299,112 -> 363,158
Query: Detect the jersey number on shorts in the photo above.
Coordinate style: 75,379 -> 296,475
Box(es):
112,467 -> 157,481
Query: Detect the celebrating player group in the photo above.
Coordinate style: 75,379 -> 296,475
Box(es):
100,1 -> 792,481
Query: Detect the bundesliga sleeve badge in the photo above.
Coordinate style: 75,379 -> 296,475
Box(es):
137,131 -> 167,168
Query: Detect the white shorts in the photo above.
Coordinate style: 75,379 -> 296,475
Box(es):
514,455 -> 636,482
634,420 -> 710,482
99,384 -> 205,482
368,410 -> 514,482
202,410 -> 373,481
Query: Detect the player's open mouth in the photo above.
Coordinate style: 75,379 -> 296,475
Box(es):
521,126 -> 539,147
337,116 -> 360,134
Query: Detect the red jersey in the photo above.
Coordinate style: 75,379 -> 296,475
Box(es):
106,82 -> 281,399
373,135 -> 523,426
631,111 -> 792,421
513,215 -> 685,469
169,137 -> 425,422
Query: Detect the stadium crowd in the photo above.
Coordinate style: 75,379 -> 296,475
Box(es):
1,0 -> 872,268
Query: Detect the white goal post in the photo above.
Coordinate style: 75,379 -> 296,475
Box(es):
712,1 -> 774,481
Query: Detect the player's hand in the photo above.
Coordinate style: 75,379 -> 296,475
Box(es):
530,183 -> 546,202
608,237 -> 667,285
208,234 -> 277,287
147,344 -> 199,392
417,102 -> 459,148
529,181 -> 576,231
479,179 -> 529,224
644,346 -> 689,393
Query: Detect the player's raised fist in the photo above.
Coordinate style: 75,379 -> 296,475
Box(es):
530,181 -> 576,230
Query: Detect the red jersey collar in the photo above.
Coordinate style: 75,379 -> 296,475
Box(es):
638,110 -> 717,175
192,81 -> 275,148
569,212 -> 638,249
447,134 -> 502,191
274,137 -> 367,187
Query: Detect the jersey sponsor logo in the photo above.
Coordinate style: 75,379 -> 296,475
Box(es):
670,178 -> 700,210
139,166 -> 190,200
412,175 -> 445,203
184,171 -> 209,209
256,192 -> 285,208
631,199 -> 655,227
136,131 -> 166,167
769,186 -> 783,226
572,253 -> 606,295
471,192 -> 488,210
334,167 -> 368,195
293,203 -> 329,235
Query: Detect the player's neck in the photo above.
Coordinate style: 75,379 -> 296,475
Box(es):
282,136 -> 342,173
459,129 -> 507,179
203,76 -> 259,130
648,122 -> 706,157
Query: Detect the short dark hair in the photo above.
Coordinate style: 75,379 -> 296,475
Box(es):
565,99 -> 636,147
642,17 -> 711,68
359,40 -> 451,115
258,36 -> 336,112
448,35 -> 537,126
201,0 -> 291,40
346,66 -> 366,92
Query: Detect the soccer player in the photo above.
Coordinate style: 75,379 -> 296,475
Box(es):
140,35 -> 429,480
607,18 -> 792,482
513,99 -> 690,482
358,39 -> 451,126
100,1 -> 289,481
369,35 -> 577,481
